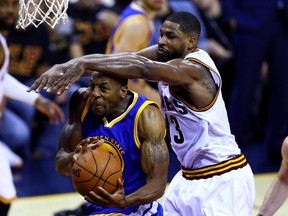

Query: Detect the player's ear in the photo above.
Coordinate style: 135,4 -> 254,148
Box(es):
188,36 -> 196,49
120,85 -> 128,98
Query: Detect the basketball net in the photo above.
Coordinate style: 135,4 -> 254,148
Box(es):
17,0 -> 69,29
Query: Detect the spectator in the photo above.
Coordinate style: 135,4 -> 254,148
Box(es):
221,0 -> 288,163
66,0 -> 120,57
6,24 -> 72,159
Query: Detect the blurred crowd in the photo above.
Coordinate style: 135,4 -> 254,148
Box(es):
1,0 -> 288,168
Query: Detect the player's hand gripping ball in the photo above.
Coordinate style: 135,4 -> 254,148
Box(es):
72,148 -> 122,196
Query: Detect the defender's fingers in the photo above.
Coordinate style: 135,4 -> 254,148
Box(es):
35,76 -> 48,93
27,77 -> 44,92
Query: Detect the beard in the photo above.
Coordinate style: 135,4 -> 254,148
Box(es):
157,49 -> 184,62
157,41 -> 188,62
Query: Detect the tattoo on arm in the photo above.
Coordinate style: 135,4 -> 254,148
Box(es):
148,140 -> 168,164
200,69 -> 217,95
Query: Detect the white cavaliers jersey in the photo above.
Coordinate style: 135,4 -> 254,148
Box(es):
158,49 -> 241,169
0,33 -> 10,103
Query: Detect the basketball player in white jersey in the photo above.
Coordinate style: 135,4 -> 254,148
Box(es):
0,0 -> 64,214
29,11 -> 255,215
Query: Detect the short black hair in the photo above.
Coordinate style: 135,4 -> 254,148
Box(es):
116,77 -> 128,87
91,72 -> 128,87
165,11 -> 201,38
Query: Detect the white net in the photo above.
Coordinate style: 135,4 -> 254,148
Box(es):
17,0 -> 69,29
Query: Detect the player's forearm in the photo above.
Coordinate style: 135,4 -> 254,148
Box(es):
124,178 -> 167,207
124,153 -> 168,207
27,47 -> 159,94
259,178 -> 288,215
80,52 -> 153,80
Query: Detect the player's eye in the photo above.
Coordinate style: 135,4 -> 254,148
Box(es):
100,86 -> 110,93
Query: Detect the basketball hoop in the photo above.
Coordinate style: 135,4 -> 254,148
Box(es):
17,0 -> 69,29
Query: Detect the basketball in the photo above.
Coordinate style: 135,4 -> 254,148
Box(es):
71,148 -> 122,197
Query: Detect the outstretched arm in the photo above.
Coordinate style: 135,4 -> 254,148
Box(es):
28,45 -> 196,95
258,136 -> 288,216
29,45 -> 158,92
84,104 -> 169,208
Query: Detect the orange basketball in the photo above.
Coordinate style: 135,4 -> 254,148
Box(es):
71,148 -> 122,197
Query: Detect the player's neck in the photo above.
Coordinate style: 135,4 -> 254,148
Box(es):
106,94 -> 132,122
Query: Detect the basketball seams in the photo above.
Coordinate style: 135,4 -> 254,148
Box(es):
72,149 -> 122,196
91,149 -> 109,192
101,154 -> 122,188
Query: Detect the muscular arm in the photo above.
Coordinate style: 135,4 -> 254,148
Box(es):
258,136 -> 288,216
34,50 -> 197,91
82,52 -> 193,85
122,104 -> 169,206
30,46 -> 215,107
27,46 -> 168,93
55,88 -> 88,176
82,53 -> 215,107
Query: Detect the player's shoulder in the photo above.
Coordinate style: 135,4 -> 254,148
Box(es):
141,103 -> 162,121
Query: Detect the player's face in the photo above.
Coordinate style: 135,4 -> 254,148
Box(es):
0,0 -> 18,30
142,0 -> 166,12
157,21 -> 191,62
89,75 -> 127,118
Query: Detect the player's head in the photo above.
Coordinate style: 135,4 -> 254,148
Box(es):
157,11 -> 201,62
0,0 -> 19,31
134,0 -> 166,12
89,72 -> 129,118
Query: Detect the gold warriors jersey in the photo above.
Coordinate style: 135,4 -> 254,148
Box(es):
81,91 -> 163,215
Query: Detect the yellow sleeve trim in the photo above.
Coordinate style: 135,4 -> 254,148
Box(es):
134,101 -> 160,149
